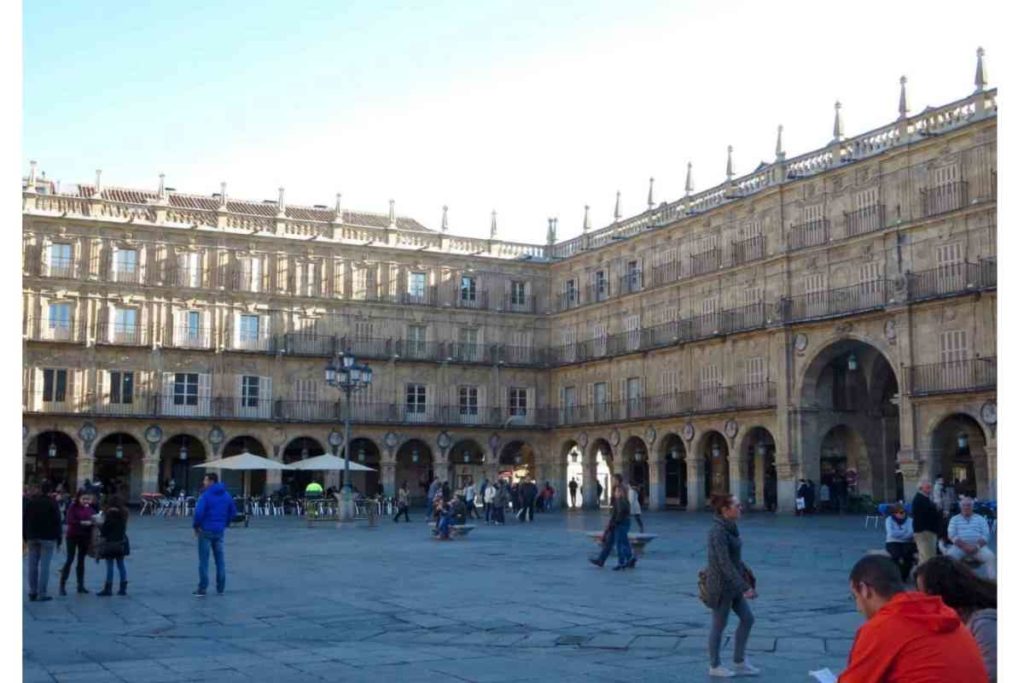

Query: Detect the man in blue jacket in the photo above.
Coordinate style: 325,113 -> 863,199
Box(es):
192,473 -> 238,596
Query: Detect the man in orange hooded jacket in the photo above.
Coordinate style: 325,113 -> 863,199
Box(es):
840,554 -> 988,682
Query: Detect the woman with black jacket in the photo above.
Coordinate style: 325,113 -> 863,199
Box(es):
97,497 -> 129,596
588,484 -> 635,570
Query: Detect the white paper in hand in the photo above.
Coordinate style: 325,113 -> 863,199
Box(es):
809,669 -> 838,683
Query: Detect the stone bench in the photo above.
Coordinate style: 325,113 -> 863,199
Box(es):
585,531 -> 658,556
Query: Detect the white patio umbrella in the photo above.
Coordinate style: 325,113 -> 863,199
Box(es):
193,450 -> 292,498
286,453 -> 376,472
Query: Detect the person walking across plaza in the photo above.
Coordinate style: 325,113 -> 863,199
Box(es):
59,490 -> 97,595
839,554 -> 987,682
393,481 -> 410,522
912,479 -> 942,565
23,481 -> 62,602
96,496 -> 129,596
819,480 -> 831,513
483,479 -> 496,524
628,480 -> 644,533
915,556 -> 997,682
705,493 -> 758,677
425,477 -> 440,520
945,497 -> 996,580
568,477 -> 579,508
518,479 -> 538,522
589,483 -> 635,570
884,503 -> 916,582
463,481 -> 479,520
192,473 -> 238,596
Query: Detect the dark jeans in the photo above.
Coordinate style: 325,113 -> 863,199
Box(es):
484,502 -> 492,522
633,514 -> 644,533
26,539 -> 56,597
105,557 -> 127,583
197,530 -> 226,593
886,541 -> 917,581
596,519 -> 633,566
518,500 -> 535,522
393,504 -> 410,522
493,504 -> 505,524
709,593 -> 755,668
62,537 -> 90,585
569,491 -> 577,507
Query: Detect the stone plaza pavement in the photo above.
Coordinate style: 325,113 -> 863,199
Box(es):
24,509 -> 926,682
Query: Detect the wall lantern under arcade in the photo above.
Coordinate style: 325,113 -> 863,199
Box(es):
711,444 -> 722,459
957,433 -> 969,450
847,354 -> 858,372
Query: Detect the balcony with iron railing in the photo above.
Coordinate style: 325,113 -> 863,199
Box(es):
844,204 -> 886,239
43,257 -> 77,279
788,219 -> 830,251
907,261 -> 996,302
25,316 -> 81,343
922,181 -> 968,218
782,280 -> 889,323
110,267 -> 143,285
730,235 -> 765,265
617,272 -> 644,296
691,248 -> 721,276
906,357 -> 996,396
96,321 -> 149,347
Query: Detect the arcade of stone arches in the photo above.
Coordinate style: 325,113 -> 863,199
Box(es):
23,340 -> 995,510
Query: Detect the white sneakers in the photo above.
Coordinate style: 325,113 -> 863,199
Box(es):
709,660 -> 761,677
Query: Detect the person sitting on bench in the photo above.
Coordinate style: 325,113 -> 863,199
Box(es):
944,497 -> 995,580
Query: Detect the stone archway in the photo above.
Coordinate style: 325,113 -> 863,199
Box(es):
930,414 -> 989,500
799,338 -> 900,502
658,433 -> 687,509
25,430 -> 78,491
498,440 -> 535,483
587,438 -> 614,506
622,436 -> 649,508
94,432 -> 145,502
699,431 -> 730,502
223,435 -> 270,496
820,425 -> 868,509
159,434 -> 206,496
282,436 -> 326,495
396,439 -> 434,506
562,440 -> 583,508
737,427 -> 777,511
347,437 -> 382,496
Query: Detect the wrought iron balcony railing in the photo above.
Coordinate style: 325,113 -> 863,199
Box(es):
906,358 -> 996,396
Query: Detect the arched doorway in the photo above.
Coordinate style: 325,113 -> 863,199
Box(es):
739,427 -> 777,511
282,436 -> 325,496
347,437 -> 382,496
159,434 -> 206,496
450,439 -> 486,490
801,339 -> 900,502
563,441 -> 583,508
623,436 -> 649,508
931,414 -> 988,499
589,438 -> 613,506
396,439 -> 433,506
498,441 -> 535,483
223,436 -> 269,496
25,430 -> 78,491
701,431 -> 730,501
94,432 -> 144,502
660,434 -> 687,509
820,425 -> 868,510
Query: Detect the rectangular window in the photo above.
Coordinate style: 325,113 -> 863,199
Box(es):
940,330 -> 968,363
42,368 -> 67,402
591,322 -> 607,357
858,262 -> 883,297
178,251 -> 201,287
594,382 -> 607,406
239,314 -> 260,343
240,257 -> 262,292
563,385 -> 577,408
565,278 -> 578,306
48,302 -> 72,338
408,272 -> 427,298
510,280 -> 527,306
460,275 -> 477,302
627,261 -> 642,292
407,324 -> 427,356
458,386 -> 479,415
113,307 -> 138,342
625,314 -> 641,350
110,370 -> 134,404
508,387 -> 527,416
241,375 -> 260,408
595,270 -> 607,300
406,384 -> 427,414
627,377 -> 642,416
295,379 -> 317,402
746,357 -> 766,385
173,373 -> 199,406
855,187 -> 878,210
114,249 -> 138,280
48,243 -> 73,277
187,311 -> 201,340
510,330 -> 532,364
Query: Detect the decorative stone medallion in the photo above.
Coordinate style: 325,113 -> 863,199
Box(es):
577,432 -> 589,448
724,419 -> 739,439
144,424 -> 163,445
683,423 -> 695,441
609,428 -> 621,447
328,430 -> 344,448
884,319 -> 897,344
208,426 -> 225,446
489,433 -> 501,452
384,431 -> 399,449
645,425 -> 657,444
78,423 -> 97,449
794,333 -> 808,354
437,431 -> 452,450
981,401 -> 997,426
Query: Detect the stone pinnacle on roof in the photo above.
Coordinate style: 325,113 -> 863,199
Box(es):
614,190 -> 622,221
832,101 -> 845,142
94,170 -> 102,197
546,217 -> 557,246
388,199 -> 396,227
277,187 -> 286,216
220,182 -> 228,209
490,210 -> 498,240
685,163 -> 693,196
334,192 -> 342,218
158,173 -> 167,201
583,205 -> 591,233
28,161 -> 37,184
975,46 -> 987,93
726,146 -> 734,181
775,126 -> 785,162
647,177 -> 655,210
441,205 -> 449,233
898,76 -> 909,119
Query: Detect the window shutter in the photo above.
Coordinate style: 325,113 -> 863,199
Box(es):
41,241 -> 51,277
231,312 -> 240,348
478,385 -> 487,420
161,372 -> 174,412
105,303 -> 115,343
259,314 -> 270,345
199,373 -> 211,416
97,369 -> 108,404
260,377 -> 272,418
172,309 -> 183,346
425,383 -> 435,420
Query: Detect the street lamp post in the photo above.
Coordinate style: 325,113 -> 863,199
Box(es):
325,350 -> 373,522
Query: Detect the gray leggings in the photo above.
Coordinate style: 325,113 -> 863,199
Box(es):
708,593 -> 754,667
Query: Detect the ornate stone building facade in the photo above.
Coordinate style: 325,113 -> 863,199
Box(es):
22,55 -> 997,512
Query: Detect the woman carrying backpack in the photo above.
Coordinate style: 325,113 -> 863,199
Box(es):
96,496 -> 129,596
705,493 -> 759,677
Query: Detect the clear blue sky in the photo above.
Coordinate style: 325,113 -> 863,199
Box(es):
24,0 -> 999,242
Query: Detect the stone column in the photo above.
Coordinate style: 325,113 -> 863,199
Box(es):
582,455 -> 598,509
265,468 -> 282,495
382,461 -> 397,497
686,456 -> 702,512
76,456 -> 95,492
648,457 -> 665,511
729,454 -> 745,504
775,460 -> 797,515
142,457 -> 160,501
985,445 -> 997,500
753,453 -> 767,510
